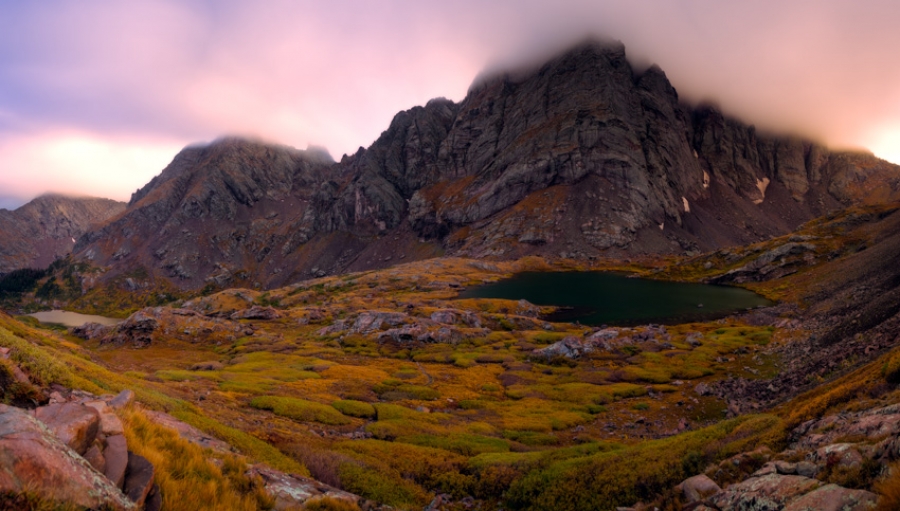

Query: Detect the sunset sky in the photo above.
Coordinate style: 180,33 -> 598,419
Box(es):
1,0 -> 899,210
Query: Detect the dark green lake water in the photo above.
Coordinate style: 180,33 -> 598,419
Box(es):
458,272 -> 773,326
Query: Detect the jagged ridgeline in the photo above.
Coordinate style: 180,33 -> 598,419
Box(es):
62,41 -> 899,291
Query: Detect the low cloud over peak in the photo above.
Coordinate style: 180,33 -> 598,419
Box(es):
1,0 -> 898,207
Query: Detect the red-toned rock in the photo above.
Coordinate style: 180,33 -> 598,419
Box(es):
782,484 -> 877,511
247,465 -> 361,510
708,474 -> 820,510
123,452 -> 155,507
97,403 -> 124,430
231,305 -> 281,320
812,443 -> 865,469
83,443 -> 107,474
144,484 -> 162,511
676,474 -> 721,503
0,404 -> 134,510
108,389 -> 135,410
104,434 -> 129,489
34,402 -> 100,455
83,400 -> 125,436
69,322 -> 112,340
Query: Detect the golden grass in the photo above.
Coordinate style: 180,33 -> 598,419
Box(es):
13,238 -> 900,510
120,407 -> 275,511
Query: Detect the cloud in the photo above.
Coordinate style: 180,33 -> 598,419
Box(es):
0,131 -> 182,205
1,0 -> 899,208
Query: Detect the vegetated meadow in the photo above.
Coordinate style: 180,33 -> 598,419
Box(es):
6,252 -> 900,510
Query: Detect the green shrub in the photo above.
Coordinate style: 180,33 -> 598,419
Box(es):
373,382 -> 440,401
502,430 -> 560,446
338,463 -> 429,509
400,433 -> 510,456
333,399 -> 377,418
250,396 -> 351,425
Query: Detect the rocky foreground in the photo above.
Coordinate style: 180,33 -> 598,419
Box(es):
622,402 -> 900,510
0,347 -> 391,510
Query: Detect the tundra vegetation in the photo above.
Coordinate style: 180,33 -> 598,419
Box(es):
3,204 -> 900,510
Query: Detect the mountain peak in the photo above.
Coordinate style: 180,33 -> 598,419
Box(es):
56,41 -> 900,289
0,195 -> 125,273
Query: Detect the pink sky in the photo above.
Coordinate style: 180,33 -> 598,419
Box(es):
1,0 -> 899,210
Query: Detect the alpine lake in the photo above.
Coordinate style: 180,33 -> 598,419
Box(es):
458,271 -> 773,326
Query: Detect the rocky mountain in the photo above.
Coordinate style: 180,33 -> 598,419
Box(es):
0,195 -> 125,274
73,41 -> 900,290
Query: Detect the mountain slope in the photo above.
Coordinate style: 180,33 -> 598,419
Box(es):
0,195 -> 125,273
73,41 -> 900,290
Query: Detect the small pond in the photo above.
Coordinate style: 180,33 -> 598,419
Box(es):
27,310 -> 122,328
457,271 -> 773,326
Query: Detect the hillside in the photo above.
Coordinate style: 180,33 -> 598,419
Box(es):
0,194 -> 125,274
69,41 -> 900,291
3,203 -> 900,509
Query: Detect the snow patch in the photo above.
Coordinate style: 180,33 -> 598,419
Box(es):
754,177 -> 771,205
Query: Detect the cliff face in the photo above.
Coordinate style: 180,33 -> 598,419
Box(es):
73,41 -> 900,289
0,195 -> 125,273
75,138 -> 336,286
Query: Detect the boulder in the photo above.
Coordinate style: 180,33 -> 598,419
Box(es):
781,484 -> 877,511
377,325 -> 429,343
190,361 -> 225,371
708,474 -> 820,510
795,461 -> 818,478
230,306 -> 281,320
68,322 -> 111,340
103,310 -> 160,346
33,403 -> 100,455
247,465 -> 360,510
533,336 -> 590,359
0,404 -> 134,510
104,434 -> 129,489
813,443 -> 864,469
123,452 -> 155,507
352,311 -> 408,333
83,443 -> 107,474
430,310 -> 457,325
774,460 -> 797,475
144,484 -> 162,511
694,383 -> 713,396
108,389 -> 135,410
83,400 -> 125,436
676,474 -> 721,503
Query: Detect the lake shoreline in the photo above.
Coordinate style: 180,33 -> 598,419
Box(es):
458,271 -> 773,326
26,310 -> 122,328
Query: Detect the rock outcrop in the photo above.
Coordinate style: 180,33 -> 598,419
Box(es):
632,403 -> 900,510
69,41 -> 900,291
70,306 -> 243,347
0,404 -> 136,510
0,194 -> 125,274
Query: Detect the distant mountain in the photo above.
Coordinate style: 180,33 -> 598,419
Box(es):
0,195 -> 125,274
73,41 -> 900,290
